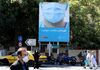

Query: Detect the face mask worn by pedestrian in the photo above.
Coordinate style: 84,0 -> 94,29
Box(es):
23,56 -> 29,63
42,3 -> 67,24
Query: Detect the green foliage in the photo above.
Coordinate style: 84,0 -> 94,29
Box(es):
0,0 -> 39,47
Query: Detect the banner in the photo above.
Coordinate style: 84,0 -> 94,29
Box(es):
39,2 -> 70,42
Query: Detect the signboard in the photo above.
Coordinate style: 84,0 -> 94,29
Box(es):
18,35 -> 22,42
25,39 -> 36,46
39,2 -> 70,42
47,43 -> 52,50
47,43 -> 52,56
18,42 -> 22,47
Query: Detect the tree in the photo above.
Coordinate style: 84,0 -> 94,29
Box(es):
69,0 -> 100,49
0,0 -> 100,49
0,0 -> 39,47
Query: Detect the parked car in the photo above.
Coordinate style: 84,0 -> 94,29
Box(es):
0,51 -> 47,66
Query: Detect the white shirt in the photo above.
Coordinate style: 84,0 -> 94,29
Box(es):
86,53 -> 91,60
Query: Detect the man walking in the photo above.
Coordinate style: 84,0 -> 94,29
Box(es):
33,50 -> 40,69
10,47 -> 29,70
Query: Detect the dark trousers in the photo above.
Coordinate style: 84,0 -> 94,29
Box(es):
34,60 -> 39,69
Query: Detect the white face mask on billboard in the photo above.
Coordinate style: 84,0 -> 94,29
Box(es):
23,56 -> 29,63
42,3 -> 67,24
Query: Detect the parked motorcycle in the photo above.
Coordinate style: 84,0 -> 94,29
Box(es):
60,56 -> 76,65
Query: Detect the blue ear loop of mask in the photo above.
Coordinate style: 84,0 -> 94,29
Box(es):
41,3 -> 68,24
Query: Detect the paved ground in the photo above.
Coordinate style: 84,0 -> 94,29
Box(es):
0,65 -> 100,70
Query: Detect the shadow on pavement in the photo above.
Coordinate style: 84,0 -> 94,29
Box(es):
41,64 -> 82,68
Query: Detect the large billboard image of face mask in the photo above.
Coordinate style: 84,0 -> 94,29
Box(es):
39,2 -> 70,42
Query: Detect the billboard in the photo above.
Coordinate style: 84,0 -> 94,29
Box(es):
39,2 -> 70,42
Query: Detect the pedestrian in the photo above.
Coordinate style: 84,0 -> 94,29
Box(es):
90,51 -> 98,69
10,47 -> 29,70
33,50 -> 40,69
81,51 -> 87,66
84,50 -> 91,69
82,51 -> 87,61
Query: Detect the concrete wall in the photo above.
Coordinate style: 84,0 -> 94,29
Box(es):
68,50 -> 96,57
99,50 -> 100,66
68,50 -> 83,57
